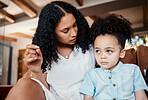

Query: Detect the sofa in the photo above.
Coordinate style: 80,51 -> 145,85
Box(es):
120,45 -> 148,96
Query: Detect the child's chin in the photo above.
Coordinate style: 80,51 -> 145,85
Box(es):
101,66 -> 109,69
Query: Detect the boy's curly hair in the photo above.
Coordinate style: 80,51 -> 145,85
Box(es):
32,1 -> 90,72
90,13 -> 133,49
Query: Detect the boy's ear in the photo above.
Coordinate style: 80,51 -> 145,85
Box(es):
120,49 -> 126,58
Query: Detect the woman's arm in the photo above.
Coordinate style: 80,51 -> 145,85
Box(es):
135,89 -> 148,100
23,70 -> 47,81
84,94 -> 94,100
6,44 -> 49,100
23,44 -> 49,89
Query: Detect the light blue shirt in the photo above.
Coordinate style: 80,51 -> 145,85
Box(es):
80,61 -> 148,100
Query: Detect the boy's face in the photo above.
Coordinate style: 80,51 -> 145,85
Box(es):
94,34 -> 125,70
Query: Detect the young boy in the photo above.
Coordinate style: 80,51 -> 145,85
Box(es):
79,14 -> 148,100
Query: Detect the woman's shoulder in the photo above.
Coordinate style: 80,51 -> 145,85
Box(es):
89,44 -> 94,51
86,68 -> 101,76
83,44 -> 94,54
74,44 -> 94,53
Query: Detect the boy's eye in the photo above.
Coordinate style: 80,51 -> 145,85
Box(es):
107,50 -> 113,53
96,50 -> 100,54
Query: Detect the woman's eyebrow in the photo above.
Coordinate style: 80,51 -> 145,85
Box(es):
63,27 -> 70,30
61,21 -> 77,31
73,21 -> 77,26
61,27 -> 70,31
73,21 -> 76,24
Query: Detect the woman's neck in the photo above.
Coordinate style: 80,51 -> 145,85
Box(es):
57,43 -> 73,49
57,44 -> 74,59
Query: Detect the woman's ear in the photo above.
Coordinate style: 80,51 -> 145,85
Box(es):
120,49 -> 126,58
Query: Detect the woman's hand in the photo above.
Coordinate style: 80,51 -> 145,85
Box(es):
23,44 -> 49,89
23,44 -> 43,73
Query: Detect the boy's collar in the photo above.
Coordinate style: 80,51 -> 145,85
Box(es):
100,61 -> 123,73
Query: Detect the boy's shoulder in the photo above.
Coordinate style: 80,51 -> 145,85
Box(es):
120,62 -> 141,73
121,62 -> 139,69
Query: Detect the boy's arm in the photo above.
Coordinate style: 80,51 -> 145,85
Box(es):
84,94 -> 94,100
135,89 -> 148,100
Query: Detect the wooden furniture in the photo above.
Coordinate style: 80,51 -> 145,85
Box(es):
0,85 -> 13,100
137,45 -> 148,83
120,46 -> 148,77
18,49 -> 28,80
120,46 -> 148,96
120,48 -> 137,64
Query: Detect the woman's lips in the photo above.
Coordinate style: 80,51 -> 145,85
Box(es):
71,38 -> 77,42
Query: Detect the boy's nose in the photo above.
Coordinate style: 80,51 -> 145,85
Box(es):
101,53 -> 106,59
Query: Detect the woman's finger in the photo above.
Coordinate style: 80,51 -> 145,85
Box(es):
27,49 -> 37,55
36,48 -> 42,57
26,44 -> 39,49
28,54 -> 40,59
23,56 -> 40,65
24,45 -> 40,58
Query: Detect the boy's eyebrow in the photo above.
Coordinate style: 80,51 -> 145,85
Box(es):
105,47 -> 114,49
95,47 -> 114,49
95,47 -> 100,49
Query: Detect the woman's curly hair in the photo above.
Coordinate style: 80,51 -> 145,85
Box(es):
90,13 -> 133,49
32,1 -> 90,72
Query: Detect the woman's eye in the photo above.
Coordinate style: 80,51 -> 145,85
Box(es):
63,30 -> 69,33
96,50 -> 100,54
73,23 -> 77,27
63,31 -> 68,33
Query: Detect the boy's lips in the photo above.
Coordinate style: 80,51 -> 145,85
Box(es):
101,62 -> 108,65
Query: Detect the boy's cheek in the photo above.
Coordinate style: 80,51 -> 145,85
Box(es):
95,56 -> 100,64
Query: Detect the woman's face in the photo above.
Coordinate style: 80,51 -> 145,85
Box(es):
55,13 -> 78,46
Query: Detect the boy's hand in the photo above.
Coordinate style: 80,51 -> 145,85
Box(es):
84,94 -> 94,100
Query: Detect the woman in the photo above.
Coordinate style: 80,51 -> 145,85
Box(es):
6,1 -> 95,100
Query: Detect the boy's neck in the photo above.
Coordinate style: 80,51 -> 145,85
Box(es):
108,61 -> 119,71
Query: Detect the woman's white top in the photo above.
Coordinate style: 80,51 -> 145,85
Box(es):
46,46 -> 95,100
